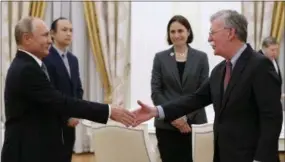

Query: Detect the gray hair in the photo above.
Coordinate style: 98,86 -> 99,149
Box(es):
210,10 -> 248,42
262,36 -> 278,48
14,16 -> 35,45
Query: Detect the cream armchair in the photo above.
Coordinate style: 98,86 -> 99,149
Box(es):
191,123 -> 214,162
83,120 -> 157,162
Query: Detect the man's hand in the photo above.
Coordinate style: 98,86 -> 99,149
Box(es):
171,117 -> 191,133
67,118 -> 79,127
131,100 -> 158,127
110,106 -> 136,127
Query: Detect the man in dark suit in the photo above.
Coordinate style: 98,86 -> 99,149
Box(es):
1,16 -> 135,162
133,10 -> 283,162
258,36 -> 282,82
43,17 -> 82,162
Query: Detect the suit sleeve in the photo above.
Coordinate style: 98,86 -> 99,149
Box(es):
75,58 -> 84,99
151,54 -> 168,105
21,64 -> 109,124
187,53 -> 209,121
44,58 -> 70,124
161,78 -> 212,122
252,58 -> 283,161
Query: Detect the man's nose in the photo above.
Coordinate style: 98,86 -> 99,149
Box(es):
208,36 -> 212,42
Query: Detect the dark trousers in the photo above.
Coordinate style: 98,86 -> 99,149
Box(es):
156,128 -> 193,162
213,140 -> 220,162
62,126 -> 75,162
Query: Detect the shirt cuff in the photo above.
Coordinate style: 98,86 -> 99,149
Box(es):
108,104 -> 111,118
156,105 -> 165,119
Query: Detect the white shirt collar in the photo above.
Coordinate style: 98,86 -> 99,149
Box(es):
52,44 -> 68,57
18,49 -> 42,67
230,43 -> 247,68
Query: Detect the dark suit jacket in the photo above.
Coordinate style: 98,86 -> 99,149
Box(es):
258,49 -> 282,82
1,50 -> 109,162
161,44 -> 283,162
43,46 -> 83,123
151,46 -> 209,130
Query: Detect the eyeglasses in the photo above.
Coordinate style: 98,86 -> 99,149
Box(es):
209,27 -> 230,36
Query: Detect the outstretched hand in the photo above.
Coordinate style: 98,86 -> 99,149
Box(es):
131,100 -> 158,127
110,106 -> 136,127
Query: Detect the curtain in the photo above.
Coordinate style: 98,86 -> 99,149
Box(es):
93,1 -> 132,107
83,2 -> 111,104
270,1 -> 285,43
0,0 -> 31,151
242,2 -> 275,50
279,33 -> 285,110
44,2 -> 104,153
29,1 -> 46,18
272,2 -> 285,109
1,1 -> 31,122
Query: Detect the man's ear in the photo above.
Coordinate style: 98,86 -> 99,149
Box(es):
228,28 -> 236,41
22,33 -> 32,44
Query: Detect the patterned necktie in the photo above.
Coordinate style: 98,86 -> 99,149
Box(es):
41,63 -> 50,81
224,60 -> 232,91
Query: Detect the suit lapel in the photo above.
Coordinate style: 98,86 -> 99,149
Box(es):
165,48 -> 182,89
67,53 -> 76,85
220,45 -> 251,112
50,47 -> 71,82
210,61 -> 226,117
217,62 -> 226,111
182,46 -> 198,87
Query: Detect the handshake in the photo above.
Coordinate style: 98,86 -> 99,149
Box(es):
110,100 -> 158,127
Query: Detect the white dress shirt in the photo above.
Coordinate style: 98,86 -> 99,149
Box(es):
272,59 -> 279,74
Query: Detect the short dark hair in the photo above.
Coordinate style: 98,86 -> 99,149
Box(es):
166,15 -> 194,45
262,36 -> 278,48
50,17 -> 67,41
50,17 -> 67,32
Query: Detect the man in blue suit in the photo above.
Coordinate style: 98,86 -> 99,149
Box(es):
43,17 -> 82,162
